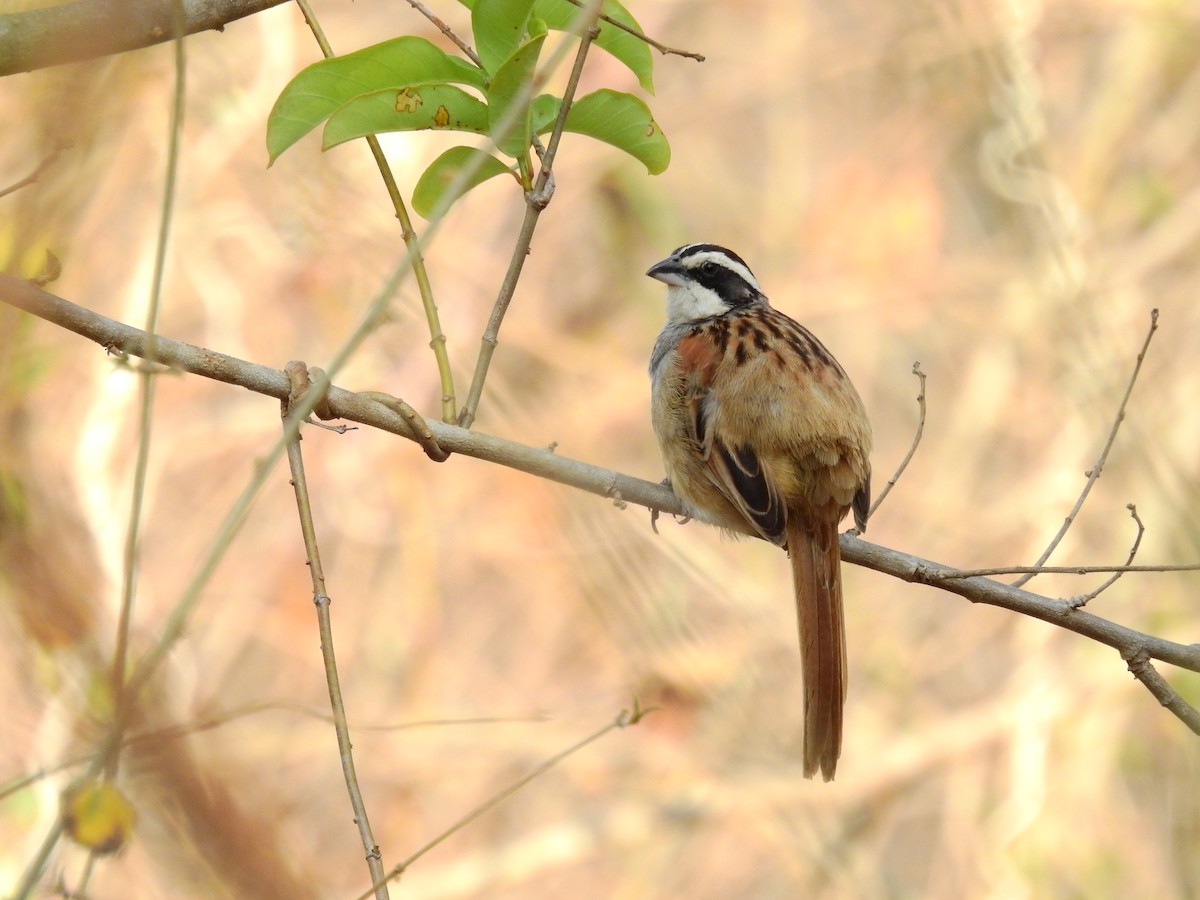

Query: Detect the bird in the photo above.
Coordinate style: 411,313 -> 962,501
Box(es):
646,243 -> 872,781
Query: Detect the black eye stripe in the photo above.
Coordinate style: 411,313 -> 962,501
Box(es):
687,258 -> 758,306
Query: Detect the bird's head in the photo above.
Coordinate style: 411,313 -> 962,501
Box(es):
646,243 -> 764,324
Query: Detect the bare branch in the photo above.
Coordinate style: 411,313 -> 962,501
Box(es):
0,0 -> 286,76
4,275 -> 1199,733
1014,308 -> 1160,587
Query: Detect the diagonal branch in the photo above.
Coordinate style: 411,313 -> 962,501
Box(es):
3,274 -> 1199,731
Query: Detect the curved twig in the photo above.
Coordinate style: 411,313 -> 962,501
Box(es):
867,361 -> 926,521
1065,504 -> 1145,608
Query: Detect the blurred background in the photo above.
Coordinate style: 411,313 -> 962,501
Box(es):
2,0 -> 1199,896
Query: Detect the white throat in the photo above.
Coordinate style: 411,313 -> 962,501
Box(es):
664,281 -> 730,324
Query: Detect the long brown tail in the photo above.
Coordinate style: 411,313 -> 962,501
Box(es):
786,514 -> 847,781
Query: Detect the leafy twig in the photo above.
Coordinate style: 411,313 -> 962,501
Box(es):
282,362 -> 388,899
458,1 -> 604,428
867,361 -> 926,522
1013,308 -> 1160,587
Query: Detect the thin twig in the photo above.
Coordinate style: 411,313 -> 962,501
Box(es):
0,140 -> 70,200
296,0 -> 458,423
458,1 -> 603,428
1,704 -> 547,804
559,0 -> 705,61
937,562 -> 1200,579
357,701 -> 654,899
1066,504 -> 1145,608
867,361 -> 926,521
282,363 -> 388,899
108,32 -> 187,776
402,0 -> 482,67
1013,308 -> 1160,587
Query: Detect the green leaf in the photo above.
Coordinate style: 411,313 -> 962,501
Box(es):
487,33 -> 546,158
529,94 -> 561,133
472,0 -> 535,74
322,85 -> 489,150
413,147 -> 513,218
534,0 -> 654,93
538,89 -> 669,174
266,37 -> 487,163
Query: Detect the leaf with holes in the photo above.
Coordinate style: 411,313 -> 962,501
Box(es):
322,85 -> 489,150
266,37 -> 486,163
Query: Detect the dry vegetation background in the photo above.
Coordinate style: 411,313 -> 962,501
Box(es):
2,0 -> 1200,896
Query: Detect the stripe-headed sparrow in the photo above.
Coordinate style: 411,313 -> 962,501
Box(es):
646,243 -> 872,781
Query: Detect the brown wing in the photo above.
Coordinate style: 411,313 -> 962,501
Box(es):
686,385 -> 789,547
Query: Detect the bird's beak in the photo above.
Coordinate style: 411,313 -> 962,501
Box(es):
646,257 -> 687,287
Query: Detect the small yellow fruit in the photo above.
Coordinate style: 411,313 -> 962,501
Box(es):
62,781 -> 135,855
